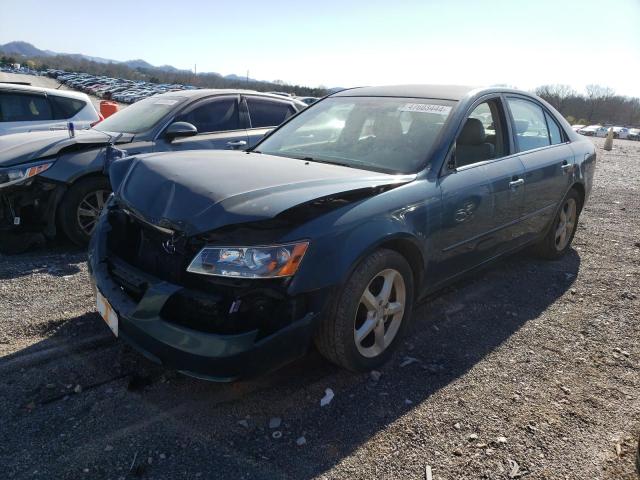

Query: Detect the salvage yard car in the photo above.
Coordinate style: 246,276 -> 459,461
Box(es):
88,85 -> 596,381
0,83 -> 101,135
0,90 -> 306,250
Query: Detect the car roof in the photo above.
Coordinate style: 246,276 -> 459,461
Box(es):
331,84 -> 567,103
154,88 -> 304,103
0,82 -> 90,100
332,84 -> 479,100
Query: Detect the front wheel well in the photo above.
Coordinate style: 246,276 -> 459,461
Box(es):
570,182 -> 585,211
378,238 -> 424,297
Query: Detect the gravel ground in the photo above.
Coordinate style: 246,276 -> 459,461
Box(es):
0,137 -> 638,479
0,72 -> 126,111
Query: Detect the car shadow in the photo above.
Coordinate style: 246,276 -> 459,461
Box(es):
1,249 -> 580,479
0,237 -> 85,280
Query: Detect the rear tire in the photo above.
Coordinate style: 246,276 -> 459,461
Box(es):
314,249 -> 414,372
532,188 -> 582,260
58,176 -> 111,246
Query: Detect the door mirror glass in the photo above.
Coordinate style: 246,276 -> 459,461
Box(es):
165,121 -> 198,141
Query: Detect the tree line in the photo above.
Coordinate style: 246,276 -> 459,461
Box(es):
3,54 -> 638,125
0,54 -> 328,97
534,84 -> 640,126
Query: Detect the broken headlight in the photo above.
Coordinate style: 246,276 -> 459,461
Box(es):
0,160 -> 54,189
187,242 -> 309,278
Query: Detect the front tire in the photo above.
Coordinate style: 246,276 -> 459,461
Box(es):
314,249 -> 414,372
532,188 -> 582,260
58,176 -> 111,246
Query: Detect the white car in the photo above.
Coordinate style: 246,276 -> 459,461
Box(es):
0,83 -> 101,135
628,128 -> 640,141
571,124 -> 585,132
577,125 -> 602,136
611,126 -> 630,139
594,126 -> 612,138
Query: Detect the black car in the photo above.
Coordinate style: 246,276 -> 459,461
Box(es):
89,85 -> 596,381
0,90 -> 306,250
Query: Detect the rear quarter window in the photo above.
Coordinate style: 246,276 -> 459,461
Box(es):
544,111 -> 564,145
49,95 -> 87,119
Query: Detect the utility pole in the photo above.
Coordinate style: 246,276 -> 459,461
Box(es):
246,70 -> 249,85
194,64 -> 197,75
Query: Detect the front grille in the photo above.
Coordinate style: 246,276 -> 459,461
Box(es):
107,209 -> 196,285
105,207 -> 304,336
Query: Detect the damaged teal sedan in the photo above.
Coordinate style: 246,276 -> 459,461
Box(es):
88,85 -> 596,381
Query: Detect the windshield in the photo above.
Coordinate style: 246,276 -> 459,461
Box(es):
256,96 -> 455,174
94,95 -> 186,134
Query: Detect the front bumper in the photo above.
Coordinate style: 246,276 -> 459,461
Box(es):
88,212 -> 323,381
0,179 -> 65,236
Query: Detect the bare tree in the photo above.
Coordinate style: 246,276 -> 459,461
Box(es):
585,85 -> 616,122
535,84 -> 576,112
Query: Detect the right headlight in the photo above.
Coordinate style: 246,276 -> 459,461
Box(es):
187,242 -> 309,279
0,160 -> 54,189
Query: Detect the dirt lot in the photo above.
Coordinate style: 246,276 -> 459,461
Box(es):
0,137 -> 638,479
0,72 -> 126,111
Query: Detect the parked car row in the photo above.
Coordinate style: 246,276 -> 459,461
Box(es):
45,69 -> 195,104
43,70 -> 321,106
573,124 -> 640,140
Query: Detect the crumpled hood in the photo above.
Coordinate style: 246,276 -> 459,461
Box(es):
0,129 -> 133,167
116,150 -> 415,236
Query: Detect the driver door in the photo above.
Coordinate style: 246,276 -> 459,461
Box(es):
432,96 -> 526,284
156,95 -> 249,151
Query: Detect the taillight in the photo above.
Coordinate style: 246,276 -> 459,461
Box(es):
91,113 -> 104,128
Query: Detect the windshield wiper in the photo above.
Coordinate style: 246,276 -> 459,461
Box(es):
304,157 -> 352,168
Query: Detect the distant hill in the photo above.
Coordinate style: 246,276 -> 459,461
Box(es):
0,40 -> 329,96
0,41 -> 52,58
0,41 -> 188,73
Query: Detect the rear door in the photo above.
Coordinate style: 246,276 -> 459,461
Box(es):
161,95 -> 249,151
505,96 -> 575,240
433,96 -> 526,283
243,95 -> 298,146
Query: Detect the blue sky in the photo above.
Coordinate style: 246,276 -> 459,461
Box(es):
2,0 -> 639,96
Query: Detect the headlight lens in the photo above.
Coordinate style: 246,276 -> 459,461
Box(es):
187,242 -> 309,278
0,161 -> 54,189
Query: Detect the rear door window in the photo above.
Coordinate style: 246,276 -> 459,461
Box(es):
0,92 -> 53,122
49,95 -> 87,119
177,97 -> 240,133
507,97 -> 552,152
246,97 -> 295,128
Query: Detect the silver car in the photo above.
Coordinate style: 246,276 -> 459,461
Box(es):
0,83 -> 101,135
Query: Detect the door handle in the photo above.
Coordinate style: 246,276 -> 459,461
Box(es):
561,160 -> 573,172
226,140 -> 247,148
509,178 -> 525,189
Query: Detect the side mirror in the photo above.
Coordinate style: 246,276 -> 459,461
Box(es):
165,121 -> 198,141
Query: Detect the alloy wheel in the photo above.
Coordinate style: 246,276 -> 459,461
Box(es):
354,268 -> 406,358
555,197 -> 577,251
76,189 -> 110,236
